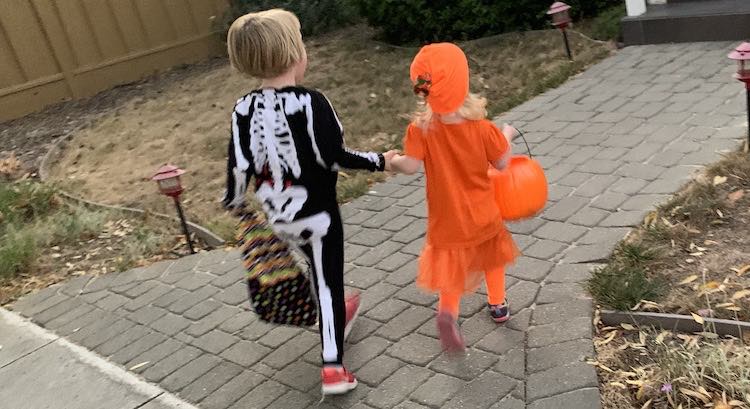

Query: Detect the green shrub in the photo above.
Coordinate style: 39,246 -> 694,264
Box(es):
581,4 -> 625,41
0,181 -> 58,228
0,229 -> 37,282
352,0 -> 621,44
47,208 -> 107,245
221,0 -> 358,38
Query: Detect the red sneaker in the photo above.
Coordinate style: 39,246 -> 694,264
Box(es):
344,292 -> 361,340
321,366 -> 358,395
436,312 -> 465,353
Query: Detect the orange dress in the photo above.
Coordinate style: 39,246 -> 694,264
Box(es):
403,119 -> 519,294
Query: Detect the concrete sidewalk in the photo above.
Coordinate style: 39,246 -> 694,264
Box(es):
0,308 -> 197,409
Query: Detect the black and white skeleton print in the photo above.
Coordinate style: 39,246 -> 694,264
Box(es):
222,86 -> 384,364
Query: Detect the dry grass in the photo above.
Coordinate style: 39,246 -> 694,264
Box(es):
590,150 -> 750,408
594,325 -> 750,409
0,177 -> 209,305
588,150 -> 750,321
48,25 -> 612,240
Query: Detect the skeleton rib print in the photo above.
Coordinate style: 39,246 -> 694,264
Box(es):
222,86 -> 385,224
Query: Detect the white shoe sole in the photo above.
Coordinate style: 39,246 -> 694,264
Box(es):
321,379 -> 358,395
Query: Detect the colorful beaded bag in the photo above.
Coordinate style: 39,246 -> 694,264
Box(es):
237,211 -> 317,327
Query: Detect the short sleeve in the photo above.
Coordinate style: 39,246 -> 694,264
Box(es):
403,123 -> 426,160
483,121 -> 510,162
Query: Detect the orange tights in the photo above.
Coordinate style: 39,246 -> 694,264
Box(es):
438,266 -> 506,318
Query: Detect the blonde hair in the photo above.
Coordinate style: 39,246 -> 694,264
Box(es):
227,9 -> 305,78
411,93 -> 488,128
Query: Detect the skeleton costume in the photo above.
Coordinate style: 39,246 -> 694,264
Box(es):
222,87 -> 384,365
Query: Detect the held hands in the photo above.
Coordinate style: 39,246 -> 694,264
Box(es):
386,151 -> 422,175
383,150 -> 399,171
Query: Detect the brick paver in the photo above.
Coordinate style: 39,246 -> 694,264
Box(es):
10,42 -> 747,408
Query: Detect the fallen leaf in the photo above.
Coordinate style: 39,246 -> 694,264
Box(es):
698,331 -> 719,339
702,281 -> 721,290
717,209 -> 724,218
641,399 -> 653,409
656,331 -> 670,343
636,384 -> 646,400
679,275 -> 699,285
596,331 -> 617,346
128,361 -> 150,371
732,264 -> 750,276
691,313 -> 705,324
621,323 -> 636,331
680,388 -> 711,403
644,212 -> 657,226
732,290 -> 750,300
609,381 -> 627,389
714,175 -> 728,185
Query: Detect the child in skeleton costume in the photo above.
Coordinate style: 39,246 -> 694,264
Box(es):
223,9 -> 394,395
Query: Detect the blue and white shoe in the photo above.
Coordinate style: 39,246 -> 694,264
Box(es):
488,300 -> 510,323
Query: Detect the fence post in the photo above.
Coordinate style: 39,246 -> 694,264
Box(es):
28,0 -> 82,99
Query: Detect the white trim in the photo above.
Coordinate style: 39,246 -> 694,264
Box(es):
625,0 -> 647,17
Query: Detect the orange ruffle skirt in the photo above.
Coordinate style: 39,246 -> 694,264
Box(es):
417,228 -> 519,294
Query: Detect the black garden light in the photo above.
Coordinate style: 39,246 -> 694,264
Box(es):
728,42 -> 750,149
548,2 -> 573,61
152,164 -> 195,254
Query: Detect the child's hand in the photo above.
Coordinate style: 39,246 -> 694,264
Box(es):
502,123 -> 519,144
383,150 -> 399,171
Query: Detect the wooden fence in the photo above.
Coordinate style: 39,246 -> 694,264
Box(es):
0,0 -> 228,122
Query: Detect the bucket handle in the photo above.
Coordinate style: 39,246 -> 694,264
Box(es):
506,125 -> 533,159
517,128 -> 533,160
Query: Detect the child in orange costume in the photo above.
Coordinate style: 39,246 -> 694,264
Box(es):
389,43 -> 519,352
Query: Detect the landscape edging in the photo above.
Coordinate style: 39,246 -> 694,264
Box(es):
600,310 -> 750,338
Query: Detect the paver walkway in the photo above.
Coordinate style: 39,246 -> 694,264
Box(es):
9,42 -> 747,409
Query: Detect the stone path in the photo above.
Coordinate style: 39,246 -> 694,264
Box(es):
9,42 -> 747,409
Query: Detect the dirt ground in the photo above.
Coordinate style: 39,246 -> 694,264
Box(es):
620,153 -> 750,322
0,213 -> 210,306
593,322 -> 750,409
590,152 -> 750,408
37,26 -> 611,238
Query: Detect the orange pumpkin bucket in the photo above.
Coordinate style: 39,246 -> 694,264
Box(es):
488,131 -> 548,221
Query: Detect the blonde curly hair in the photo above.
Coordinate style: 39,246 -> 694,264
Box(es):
411,93 -> 488,129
